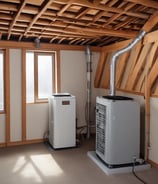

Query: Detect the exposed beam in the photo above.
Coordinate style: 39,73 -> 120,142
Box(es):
67,25 -> 138,38
126,0 -> 158,9
24,0 -> 53,36
53,0 -> 149,19
7,0 -> 26,40
142,11 -> 158,32
57,0 -> 73,16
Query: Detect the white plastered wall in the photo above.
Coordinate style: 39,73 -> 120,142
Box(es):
10,49 -> 22,141
26,103 -> 49,140
149,97 -> 158,163
60,50 -> 100,127
0,115 -> 5,143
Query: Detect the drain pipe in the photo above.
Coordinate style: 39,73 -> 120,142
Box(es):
110,30 -> 146,96
86,45 -> 92,139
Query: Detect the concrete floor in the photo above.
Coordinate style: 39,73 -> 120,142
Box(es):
0,137 -> 158,184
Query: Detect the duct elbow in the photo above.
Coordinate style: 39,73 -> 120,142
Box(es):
109,30 -> 146,96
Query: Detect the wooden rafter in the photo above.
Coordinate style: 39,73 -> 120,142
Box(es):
142,11 -> 158,32
0,0 -> 157,46
23,0 -> 53,36
7,1 -> 26,40
57,0 -> 73,16
126,0 -> 158,9
54,0 -> 148,18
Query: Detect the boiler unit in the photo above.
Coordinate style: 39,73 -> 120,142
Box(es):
96,96 -> 140,168
49,93 -> 76,149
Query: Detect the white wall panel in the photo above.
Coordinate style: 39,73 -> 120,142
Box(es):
60,50 -> 100,128
0,114 -> 5,143
149,98 -> 158,163
60,50 -> 87,127
26,103 -> 49,140
10,49 -> 22,141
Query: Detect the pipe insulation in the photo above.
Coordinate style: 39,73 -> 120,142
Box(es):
109,30 -> 146,96
86,45 -> 92,139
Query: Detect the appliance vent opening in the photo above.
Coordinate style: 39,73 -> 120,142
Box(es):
96,103 -> 106,156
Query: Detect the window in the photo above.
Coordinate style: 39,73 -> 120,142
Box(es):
0,51 -> 4,111
26,51 -> 55,103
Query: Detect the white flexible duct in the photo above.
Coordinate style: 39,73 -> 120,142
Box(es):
110,30 -> 146,96
86,45 -> 92,139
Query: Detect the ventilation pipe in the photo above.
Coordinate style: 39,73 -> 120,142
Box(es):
86,45 -> 92,139
109,30 -> 146,96
34,37 -> 40,48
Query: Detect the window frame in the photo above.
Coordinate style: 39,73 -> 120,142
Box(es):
26,50 -> 56,104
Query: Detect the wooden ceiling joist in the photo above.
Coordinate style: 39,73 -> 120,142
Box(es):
7,0 -> 26,40
0,0 -> 158,46
23,0 -> 53,37
126,0 -> 158,9
142,11 -> 158,32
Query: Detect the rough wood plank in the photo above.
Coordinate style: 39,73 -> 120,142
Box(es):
94,51 -> 106,88
142,11 -> 158,32
126,43 -> 152,90
136,42 -> 158,92
101,39 -> 132,52
144,30 -> 158,44
152,80 -> 158,95
67,25 -> 137,38
101,52 -> 114,88
7,0 -> 26,40
115,52 -> 130,88
125,41 -> 142,89
147,57 -> 158,91
126,0 -> 158,9
24,0 -> 53,36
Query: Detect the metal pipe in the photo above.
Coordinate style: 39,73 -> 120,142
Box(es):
110,30 -> 146,96
86,45 -> 92,139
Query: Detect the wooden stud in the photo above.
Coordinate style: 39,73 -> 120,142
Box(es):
55,50 -> 61,93
5,48 -> 10,146
22,48 -> 26,141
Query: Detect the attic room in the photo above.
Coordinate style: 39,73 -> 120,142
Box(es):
0,0 -> 158,183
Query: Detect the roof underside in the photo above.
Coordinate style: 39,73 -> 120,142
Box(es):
0,0 -> 158,46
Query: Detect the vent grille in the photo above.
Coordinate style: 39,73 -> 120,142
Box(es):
96,103 -> 106,155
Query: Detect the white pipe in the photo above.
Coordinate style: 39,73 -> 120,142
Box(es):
86,45 -> 92,139
110,30 -> 146,96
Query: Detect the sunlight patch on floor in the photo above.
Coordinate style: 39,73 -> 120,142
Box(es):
30,154 -> 63,176
12,154 -> 63,183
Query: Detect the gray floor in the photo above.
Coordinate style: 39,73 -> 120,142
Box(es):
0,137 -> 158,184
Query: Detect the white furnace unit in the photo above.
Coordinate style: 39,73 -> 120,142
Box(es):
96,96 -> 140,167
49,93 -> 76,149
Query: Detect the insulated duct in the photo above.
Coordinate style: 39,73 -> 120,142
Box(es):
110,30 -> 146,96
86,45 -> 92,139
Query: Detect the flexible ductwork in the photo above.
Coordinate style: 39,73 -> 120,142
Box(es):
86,45 -> 92,139
110,30 -> 146,96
